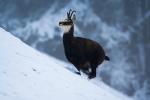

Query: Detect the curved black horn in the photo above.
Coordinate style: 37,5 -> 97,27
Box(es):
70,10 -> 76,18
67,9 -> 72,18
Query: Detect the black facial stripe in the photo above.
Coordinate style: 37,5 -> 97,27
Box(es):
61,21 -> 72,25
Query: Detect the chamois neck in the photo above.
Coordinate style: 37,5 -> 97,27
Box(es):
63,25 -> 74,48
63,25 -> 74,37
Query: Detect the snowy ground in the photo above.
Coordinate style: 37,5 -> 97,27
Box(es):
0,27 -> 132,100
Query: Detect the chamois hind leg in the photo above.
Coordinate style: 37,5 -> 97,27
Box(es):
88,65 -> 97,79
75,62 -> 90,75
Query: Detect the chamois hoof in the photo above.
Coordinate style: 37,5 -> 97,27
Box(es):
88,74 -> 96,79
75,72 -> 81,75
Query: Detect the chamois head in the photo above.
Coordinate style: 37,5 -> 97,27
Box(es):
59,9 -> 76,33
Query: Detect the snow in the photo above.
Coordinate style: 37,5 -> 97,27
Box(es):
0,27 -> 132,100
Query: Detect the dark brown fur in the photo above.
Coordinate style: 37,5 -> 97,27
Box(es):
59,10 -> 109,79
63,26 -> 109,79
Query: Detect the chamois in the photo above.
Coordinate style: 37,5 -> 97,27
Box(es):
59,9 -> 110,79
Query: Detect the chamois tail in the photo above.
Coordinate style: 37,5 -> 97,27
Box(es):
105,56 -> 110,61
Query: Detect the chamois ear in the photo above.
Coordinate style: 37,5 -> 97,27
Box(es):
70,10 -> 76,18
72,14 -> 76,22
70,10 -> 76,21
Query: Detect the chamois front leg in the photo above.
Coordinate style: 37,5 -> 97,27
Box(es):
75,71 -> 81,75
74,64 -> 81,75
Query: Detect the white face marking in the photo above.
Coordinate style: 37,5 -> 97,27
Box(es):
61,25 -> 72,33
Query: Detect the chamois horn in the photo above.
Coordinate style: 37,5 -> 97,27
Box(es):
67,9 -> 76,19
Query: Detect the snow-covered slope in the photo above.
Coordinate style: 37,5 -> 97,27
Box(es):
0,27 -> 132,100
